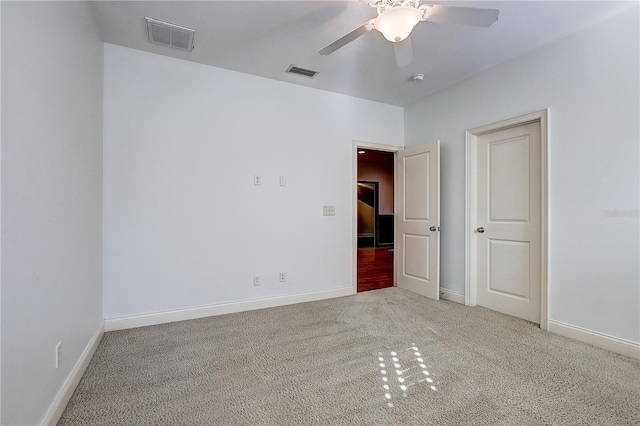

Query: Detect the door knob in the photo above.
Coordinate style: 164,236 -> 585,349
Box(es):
430,226 -> 437,232
476,227 -> 485,233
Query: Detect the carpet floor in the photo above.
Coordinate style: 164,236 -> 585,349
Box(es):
59,288 -> 640,425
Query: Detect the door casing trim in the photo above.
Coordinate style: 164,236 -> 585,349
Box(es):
352,140 -> 401,294
464,110 -> 549,330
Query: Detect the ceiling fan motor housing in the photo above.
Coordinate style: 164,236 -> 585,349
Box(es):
372,0 -> 422,16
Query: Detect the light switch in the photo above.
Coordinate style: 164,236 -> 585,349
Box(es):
323,206 -> 336,216
279,176 -> 287,187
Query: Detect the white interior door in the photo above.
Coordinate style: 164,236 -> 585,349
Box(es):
476,122 -> 541,323
396,141 -> 440,299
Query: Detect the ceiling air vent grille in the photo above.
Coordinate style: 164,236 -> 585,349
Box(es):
146,17 -> 195,52
286,65 -> 319,78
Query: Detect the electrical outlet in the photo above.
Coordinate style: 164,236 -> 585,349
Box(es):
253,275 -> 261,286
254,175 -> 262,186
55,341 -> 62,369
279,272 -> 286,282
323,206 -> 336,216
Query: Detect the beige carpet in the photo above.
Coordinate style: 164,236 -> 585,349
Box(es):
60,288 -> 640,425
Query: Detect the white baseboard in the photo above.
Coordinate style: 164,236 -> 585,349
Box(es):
440,288 -> 465,304
105,287 -> 354,332
548,320 -> 639,360
41,323 -> 104,425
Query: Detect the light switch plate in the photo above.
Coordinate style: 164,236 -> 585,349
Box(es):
323,206 -> 336,216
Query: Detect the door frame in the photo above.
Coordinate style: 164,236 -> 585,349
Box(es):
352,140 -> 401,294
464,110 -> 549,330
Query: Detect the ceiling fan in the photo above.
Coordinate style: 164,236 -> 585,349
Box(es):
319,0 -> 499,68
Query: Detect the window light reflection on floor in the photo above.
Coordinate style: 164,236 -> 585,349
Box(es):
377,344 -> 437,408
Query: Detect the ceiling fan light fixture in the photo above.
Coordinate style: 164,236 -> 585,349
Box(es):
375,6 -> 421,42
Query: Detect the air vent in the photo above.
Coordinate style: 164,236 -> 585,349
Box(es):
286,65 -> 319,78
146,17 -> 195,52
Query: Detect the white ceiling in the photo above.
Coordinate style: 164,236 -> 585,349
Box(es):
89,1 -> 636,106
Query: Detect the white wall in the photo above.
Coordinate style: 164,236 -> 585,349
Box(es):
103,44 -> 403,319
1,2 -> 103,424
404,7 -> 639,343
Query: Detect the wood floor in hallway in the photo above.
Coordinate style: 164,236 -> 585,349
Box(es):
357,247 -> 394,292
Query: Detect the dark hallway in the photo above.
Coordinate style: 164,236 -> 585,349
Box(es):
357,149 -> 394,292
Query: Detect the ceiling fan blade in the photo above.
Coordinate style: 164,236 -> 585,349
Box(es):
393,37 -> 413,68
319,19 -> 376,55
422,5 -> 499,28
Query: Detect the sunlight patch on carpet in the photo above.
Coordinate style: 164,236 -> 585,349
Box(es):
377,343 -> 437,407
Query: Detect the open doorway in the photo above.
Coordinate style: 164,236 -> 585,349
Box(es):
356,148 -> 395,292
